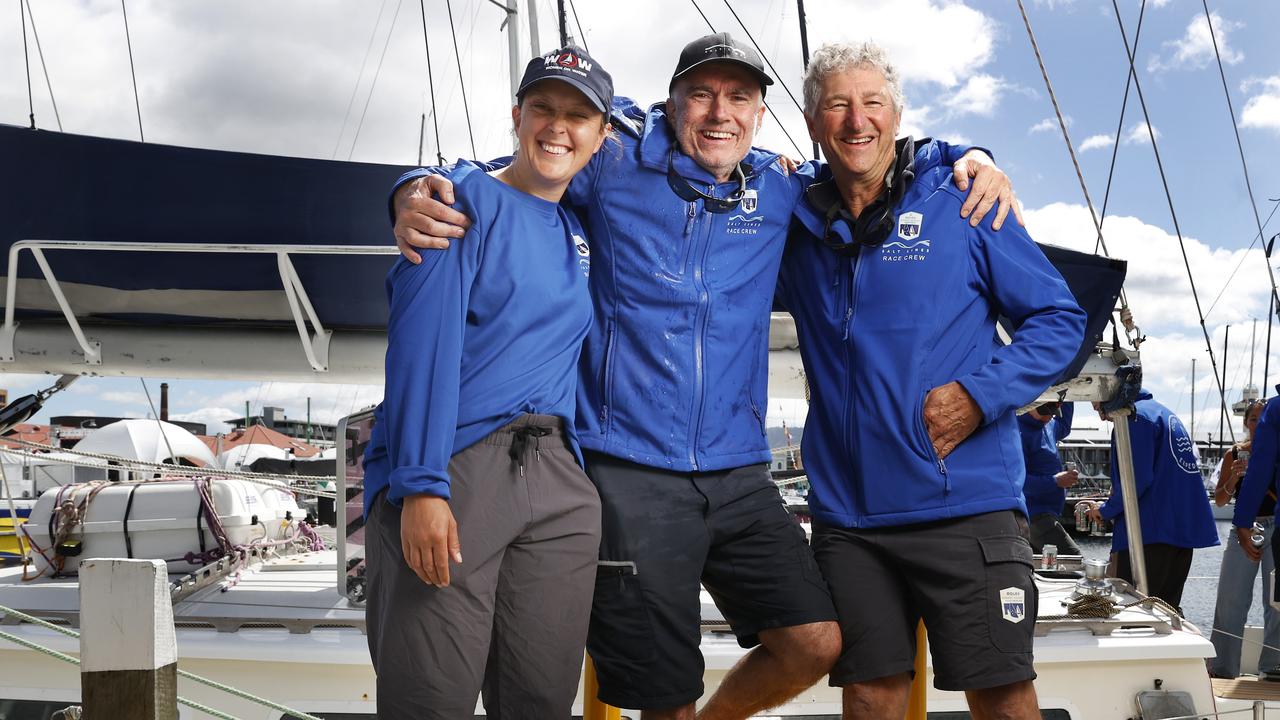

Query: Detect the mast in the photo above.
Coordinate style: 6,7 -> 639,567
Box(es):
1190,357 -> 1196,441
526,0 -> 541,56
502,0 -> 521,104
557,0 -> 569,46
1218,325 -> 1229,452
795,0 -> 818,160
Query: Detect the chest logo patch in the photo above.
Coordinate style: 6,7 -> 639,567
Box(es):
897,211 -> 923,240
572,234 -> 590,278
1000,587 -> 1027,623
741,189 -> 759,214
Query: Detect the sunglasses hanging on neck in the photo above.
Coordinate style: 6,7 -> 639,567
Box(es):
810,136 -> 917,256
666,149 -> 748,213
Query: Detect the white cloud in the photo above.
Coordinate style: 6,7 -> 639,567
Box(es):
1123,121 -> 1159,145
1240,76 -> 1280,133
1148,12 -> 1243,73
168,406 -> 244,432
1029,117 -> 1069,134
940,74 -> 1005,118
1079,133 -> 1114,152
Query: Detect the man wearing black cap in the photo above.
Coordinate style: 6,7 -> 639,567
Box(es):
389,33 -> 1019,719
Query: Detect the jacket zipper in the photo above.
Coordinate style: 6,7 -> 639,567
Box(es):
689,192 -> 715,470
599,321 -> 617,429
843,251 -> 863,470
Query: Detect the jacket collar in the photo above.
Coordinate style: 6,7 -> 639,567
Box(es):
637,102 -> 778,183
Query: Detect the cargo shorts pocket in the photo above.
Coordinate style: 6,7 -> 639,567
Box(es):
978,535 -> 1037,653
591,560 -> 657,666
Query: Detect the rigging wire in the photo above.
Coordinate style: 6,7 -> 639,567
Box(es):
349,0 -> 406,161
1200,0 -> 1280,396
566,0 -> 588,53
1094,0 -> 1149,256
418,0 -> 445,166
120,0 -> 144,142
445,0 -> 478,158
332,0 -> 390,160
19,0 -> 33,129
1014,0 -> 1137,345
721,1 -> 806,121
687,0 -> 806,160
23,0 -> 61,131
1203,200 -> 1280,321
1107,0 -> 1235,443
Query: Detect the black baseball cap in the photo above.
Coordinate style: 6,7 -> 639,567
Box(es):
516,46 -> 613,113
670,32 -> 774,94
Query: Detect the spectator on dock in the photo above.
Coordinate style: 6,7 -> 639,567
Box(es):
1088,390 -> 1218,613
1019,400 -> 1081,556
1226,398 -> 1280,679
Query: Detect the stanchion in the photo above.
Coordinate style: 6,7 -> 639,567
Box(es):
583,654 -> 621,720
904,620 -> 927,720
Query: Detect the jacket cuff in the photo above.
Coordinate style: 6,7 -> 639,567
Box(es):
387,467 -> 451,504
955,375 -> 998,426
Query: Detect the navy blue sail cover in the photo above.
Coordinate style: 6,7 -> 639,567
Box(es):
0,123 -> 410,328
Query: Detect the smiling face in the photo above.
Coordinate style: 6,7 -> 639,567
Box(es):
1245,401 -> 1264,440
666,64 -> 766,182
806,64 -> 901,195
510,80 -> 608,200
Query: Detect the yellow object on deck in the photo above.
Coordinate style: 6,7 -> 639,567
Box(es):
905,620 -> 927,720
584,653 -> 621,720
0,516 -> 27,557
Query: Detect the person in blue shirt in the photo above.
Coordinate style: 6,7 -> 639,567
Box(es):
1019,401 -> 1081,555
1210,399 -> 1280,679
780,42 -> 1086,719
388,34 -> 1019,718
361,47 -> 613,719
1088,389 -> 1219,614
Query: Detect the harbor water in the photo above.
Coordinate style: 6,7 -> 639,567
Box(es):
1074,519 -> 1266,635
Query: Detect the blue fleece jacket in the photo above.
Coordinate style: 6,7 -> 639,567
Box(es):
1020,403 -> 1075,518
1101,390 -> 1218,551
362,162 -> 593,515
392,98 -> 975,472
1234,395 -> 1280,528
779,159 -> 1086,529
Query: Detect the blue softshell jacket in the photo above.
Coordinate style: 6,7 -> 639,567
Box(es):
391,99 -> 976,472
1101,390 -> 1218,551
362,163 -> 593,515
779,160 -> 1087,529
1235,393 -> 1280,528
1020,403 -> 1075,518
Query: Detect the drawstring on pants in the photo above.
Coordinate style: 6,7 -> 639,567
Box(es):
509,425 -> 552,477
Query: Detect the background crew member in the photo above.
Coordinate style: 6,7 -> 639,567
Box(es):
1019,401 -> 1080,555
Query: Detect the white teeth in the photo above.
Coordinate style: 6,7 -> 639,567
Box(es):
702,131 -> 733,140
841,137 -> 872,145
539,142 -> 569,156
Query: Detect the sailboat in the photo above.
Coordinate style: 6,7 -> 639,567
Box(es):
3,0 -> 1279,717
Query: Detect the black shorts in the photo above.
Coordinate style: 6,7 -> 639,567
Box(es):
812,510 -> 1037,692
583,451 -> 836,710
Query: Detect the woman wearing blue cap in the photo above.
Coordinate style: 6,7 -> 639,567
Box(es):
361,46 -> 613,718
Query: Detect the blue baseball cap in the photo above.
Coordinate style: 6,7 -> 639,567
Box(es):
516,46 -> 613,114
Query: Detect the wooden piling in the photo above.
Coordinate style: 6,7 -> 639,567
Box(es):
79,559 -> 178,720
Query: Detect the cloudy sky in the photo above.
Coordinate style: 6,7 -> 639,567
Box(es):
1,0 -> 1278,440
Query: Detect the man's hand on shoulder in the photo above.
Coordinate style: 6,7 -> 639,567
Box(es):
923,381 -> 982,460
393,175 -> 472,264
951,150 -> 1024,231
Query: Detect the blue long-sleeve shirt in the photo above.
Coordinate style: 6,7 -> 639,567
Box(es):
1102,390 -> 1218,551
362,162 -> 593,515
1235,397 -> 1280,528
1020,403 -> 1075,517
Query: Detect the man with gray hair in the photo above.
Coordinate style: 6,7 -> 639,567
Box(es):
777,41 -> 1086,718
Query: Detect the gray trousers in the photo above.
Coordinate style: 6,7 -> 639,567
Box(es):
366,415 -> 602,720
1029,512 -> 1081,555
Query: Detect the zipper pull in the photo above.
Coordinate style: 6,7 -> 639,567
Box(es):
684,201 -> 696,236
842,307 -> 853,340
937,456 -> 948,475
